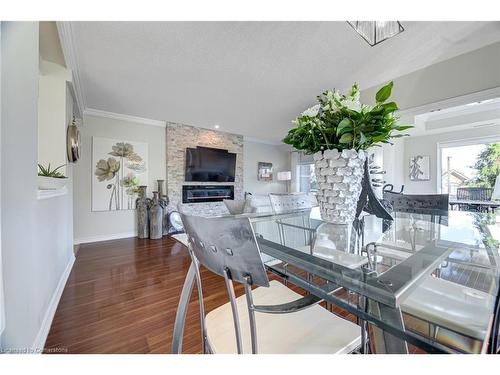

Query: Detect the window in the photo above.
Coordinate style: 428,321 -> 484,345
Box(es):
439,141 -> 500,198
298,164 -> 317,193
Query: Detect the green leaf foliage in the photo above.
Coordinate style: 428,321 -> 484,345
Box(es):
466,143 -> 500,188
375,81 -> 393,103
283,81 -> 413,154
38,163 -> 66,178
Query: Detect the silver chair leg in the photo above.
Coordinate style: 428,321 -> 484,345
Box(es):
191,255 -> 208,354
244,276 -> 258,354
223,268 -> 243,354
172,262 -> 196,354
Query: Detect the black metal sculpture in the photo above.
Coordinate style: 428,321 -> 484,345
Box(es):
355,158 -> 393,221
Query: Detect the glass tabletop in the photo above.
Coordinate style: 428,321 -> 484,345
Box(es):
245,208 -> 500,353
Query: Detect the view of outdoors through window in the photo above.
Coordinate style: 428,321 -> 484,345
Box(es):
298,164 -> 317,193
441,142 -> 500,197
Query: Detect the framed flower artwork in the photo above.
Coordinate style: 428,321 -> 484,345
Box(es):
92,137 -> 149,211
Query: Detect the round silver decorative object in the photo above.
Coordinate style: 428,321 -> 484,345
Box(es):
66,120 -> 81,163
168,211 -> 184,234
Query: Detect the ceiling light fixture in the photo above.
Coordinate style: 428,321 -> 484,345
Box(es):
213,124 -> 220,129
347,21 -> 404,46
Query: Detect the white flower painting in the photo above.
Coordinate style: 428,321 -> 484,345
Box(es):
92,137 -> 149,211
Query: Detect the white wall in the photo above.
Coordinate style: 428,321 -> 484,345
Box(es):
37,60 -> 71,173
1,22 -> 74,351
361,42 -> 500,196
381,139 -> 405,192
73,114 -> 166,243
402,126 -> 500,194
244,140 -> 290,195
0,21 -> 4,338
361,41 -> 500,110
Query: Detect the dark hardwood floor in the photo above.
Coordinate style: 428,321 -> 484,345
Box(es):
45,236 -> 428,354
44,236 -> 345,353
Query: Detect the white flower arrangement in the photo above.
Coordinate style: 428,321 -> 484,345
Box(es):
284,82 -> 412,154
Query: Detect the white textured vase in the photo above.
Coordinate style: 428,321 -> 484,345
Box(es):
313,149 -> 366,224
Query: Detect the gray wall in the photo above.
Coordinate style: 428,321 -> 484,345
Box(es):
361,41 -> 500,110
74,117 -> 291,241
1,22 -> 74,350
244,141 -> 290,195
73,114 -> 167,243
361,41 -> 500,195
403,126 -> 500,194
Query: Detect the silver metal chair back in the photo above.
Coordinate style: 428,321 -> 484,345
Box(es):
178,213 -> 269,354
181,213 -> 269,287
269,193 -> 314,214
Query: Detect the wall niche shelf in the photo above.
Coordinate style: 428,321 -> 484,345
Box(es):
37,187 -> 68,200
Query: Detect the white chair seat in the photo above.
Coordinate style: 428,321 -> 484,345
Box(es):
171,233 -> 188,247
206,280 -> 361,354
401,276 -> 494,340
375,245 -> 412,261
302,245 -> 368,269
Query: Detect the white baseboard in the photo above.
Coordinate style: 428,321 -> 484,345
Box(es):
32,254 -> 75,353
74,231 -> 136,245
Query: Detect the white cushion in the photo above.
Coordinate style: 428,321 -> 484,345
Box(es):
205,280 -> 361,354
171,233 -> 188,247
401,277 -> 495,340
307,245 -> 368,269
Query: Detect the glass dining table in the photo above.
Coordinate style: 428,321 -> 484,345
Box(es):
173,208 -> 500,353
248,208 -> 500,354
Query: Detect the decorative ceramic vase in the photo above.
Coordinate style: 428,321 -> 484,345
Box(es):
313,149 -> 366,224
149,191 -> 163,239
136,185 -> 150,239
157,179 -> 170,235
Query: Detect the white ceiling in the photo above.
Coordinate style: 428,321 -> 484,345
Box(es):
70,21 -> 500,142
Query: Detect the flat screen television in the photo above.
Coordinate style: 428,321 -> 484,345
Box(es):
185,147 -> 236,182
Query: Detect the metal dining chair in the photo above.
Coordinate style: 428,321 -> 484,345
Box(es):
268,193 -> 317,252
268,192 -> 316,213
383,191 -> 449,216
369,192 -> 494,352
172,213 -> 361,354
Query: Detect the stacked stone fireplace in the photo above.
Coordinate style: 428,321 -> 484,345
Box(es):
166,122 -> 244,216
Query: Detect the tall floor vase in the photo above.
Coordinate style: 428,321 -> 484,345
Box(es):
136,185 -> 150,239
149,191 -> 163,239
157,179 -> 170,235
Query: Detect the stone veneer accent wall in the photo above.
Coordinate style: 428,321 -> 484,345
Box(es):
166,122 -> 244,214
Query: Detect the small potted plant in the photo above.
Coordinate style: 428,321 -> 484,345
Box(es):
283,82 -> 412,224
38,163 -> 68,190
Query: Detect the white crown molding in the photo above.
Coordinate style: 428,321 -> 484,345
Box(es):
84,108 -> 166,128
56,21 -> 86,117
31,254 -> 75,353
244,136 -> 286,146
